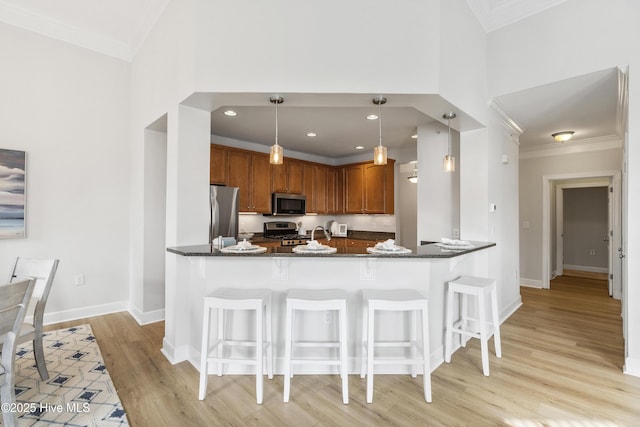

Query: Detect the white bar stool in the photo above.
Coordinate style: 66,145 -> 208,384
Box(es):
198,288 -> 273,404
283,289 -> 349,404
445,276 -> 501,376
360,289 -> 432,403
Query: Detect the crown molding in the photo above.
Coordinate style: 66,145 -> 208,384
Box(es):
519,135 -> 622,159
467,0 -> 569,33
489,99 -> 523,138
0,0 -> 131,61
617,66 -> 629,137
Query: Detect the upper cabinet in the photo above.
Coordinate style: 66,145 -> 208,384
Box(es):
303,163 -> 328,214
210,144 -> 394,215
210,145 -> 227,185
344,160 -> 395,214
272,158 -> 303,194
212,145 -> 272,213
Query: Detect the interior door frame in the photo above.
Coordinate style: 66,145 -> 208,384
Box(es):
542,170 -> 621,292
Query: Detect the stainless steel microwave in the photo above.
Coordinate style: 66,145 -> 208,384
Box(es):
272,193 -> 306,215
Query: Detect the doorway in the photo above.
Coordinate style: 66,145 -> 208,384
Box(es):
542,171 -> 622,299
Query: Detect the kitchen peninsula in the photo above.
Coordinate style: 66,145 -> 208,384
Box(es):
163,242 -> 496,376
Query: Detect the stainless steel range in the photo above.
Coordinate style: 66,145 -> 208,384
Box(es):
263,221 -> 309,246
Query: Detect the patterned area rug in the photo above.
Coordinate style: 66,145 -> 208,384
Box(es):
9,324 -> 129,426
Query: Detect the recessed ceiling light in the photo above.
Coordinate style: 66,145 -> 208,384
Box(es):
224,110 -> 237,116
366,114 -> 378,120
355,146 -> 364,150
411,134 -> 418,139
307,132 -> 317,137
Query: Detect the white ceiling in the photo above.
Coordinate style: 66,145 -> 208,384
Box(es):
1,0 -> 620,159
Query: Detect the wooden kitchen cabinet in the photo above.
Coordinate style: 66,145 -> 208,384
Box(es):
344,160 -> 395,214
344,238 -> 383,254
327,166 -> 343,214
303,163 -> 328,214
210,144 -> 227,185
226,149 -> 271,213
272,158 -> 303,194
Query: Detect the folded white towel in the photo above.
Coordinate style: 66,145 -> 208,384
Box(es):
306,240 -> 321,248
237,239 -> 252,250
440,237 -> 471,246
374,239 -> 397,250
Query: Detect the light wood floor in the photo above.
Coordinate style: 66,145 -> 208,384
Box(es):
45,276 -> 640,426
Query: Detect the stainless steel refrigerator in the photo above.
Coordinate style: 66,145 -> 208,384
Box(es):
209,185 -> 239,243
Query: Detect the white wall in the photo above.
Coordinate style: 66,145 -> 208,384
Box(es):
0,23 -> 131,320
417,122 -> 460,242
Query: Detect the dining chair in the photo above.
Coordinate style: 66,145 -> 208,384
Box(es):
0,278 -> 36,427
0,258 -> 59,380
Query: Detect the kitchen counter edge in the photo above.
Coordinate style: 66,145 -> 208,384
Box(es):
166,241 -> 496,259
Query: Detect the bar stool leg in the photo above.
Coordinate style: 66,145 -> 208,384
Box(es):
410,309 -> 417,378
461,293 -> 469,347
366,304 -> 375,404
283,304 -> 293,403
478,292 -> 490,376
339,304 -> 349,404
491,284 -> 502,358
444,287 -> 454,363
217,308 -> 224,376
198,303 -> 212,400
255,304 -> 264,404
421,305 -> 432,403
265,299 -> 274,379
360,299 -> 367,379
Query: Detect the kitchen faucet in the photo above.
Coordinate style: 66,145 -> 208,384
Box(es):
311,225 -> 331,242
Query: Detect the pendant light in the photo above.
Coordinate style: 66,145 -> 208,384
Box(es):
373,96 -> 387,165
269,96 -> 284,165
408,162 -> 418,183
443,112 -> 456,172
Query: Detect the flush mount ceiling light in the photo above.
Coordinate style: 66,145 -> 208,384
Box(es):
269,96 -> 284,165
306,132 -> 317,137
443,112 -> 456,172
355,146 -> 364,150
408,162 -> 418,184
373,96 -> 388,165
223,110 -> 237,116
411,134 -> 418,139
366,114 -> 378,120
551,131 -> 575,142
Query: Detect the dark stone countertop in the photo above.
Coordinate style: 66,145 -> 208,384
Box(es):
167,241 -> 495,259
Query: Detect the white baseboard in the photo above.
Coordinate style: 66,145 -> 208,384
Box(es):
563,264 -> 608,274
520,278 -> 543,288
501,295 -> 522,322
129,306 -> 165,325
43,301 -> 128,326
624,357 -> 640,377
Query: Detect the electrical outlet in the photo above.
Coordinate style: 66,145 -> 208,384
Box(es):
589,249 -> 596,256
453,228 -> 460,239
74,274 -> 85,286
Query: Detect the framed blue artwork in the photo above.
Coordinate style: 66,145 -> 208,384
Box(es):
0,149 -> 26,238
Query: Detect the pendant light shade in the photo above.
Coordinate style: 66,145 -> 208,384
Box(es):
270,96 -> 284,165
443,112 -> 456,172
408,163 -> 418,183
373,96 -> 388,165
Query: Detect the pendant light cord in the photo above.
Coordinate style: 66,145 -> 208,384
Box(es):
378,100 -> 382,147
447,115 -> 451,156
275,99 -> 279,147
